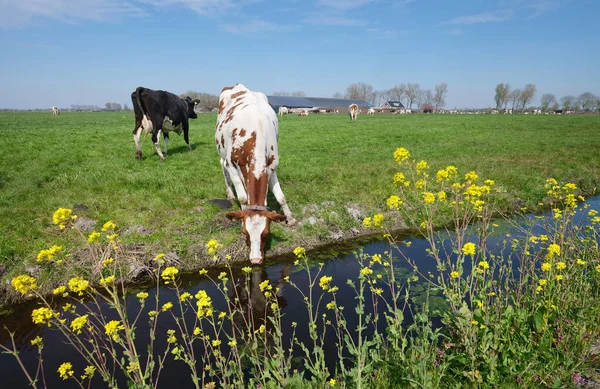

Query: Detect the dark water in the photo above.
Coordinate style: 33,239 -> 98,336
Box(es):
1,196 -> 598,388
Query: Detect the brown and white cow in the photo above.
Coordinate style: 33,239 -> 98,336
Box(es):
367,108 -> 375,115
52,106 -> 60,115
215,84 -> 295,264
348,104 -> 359,121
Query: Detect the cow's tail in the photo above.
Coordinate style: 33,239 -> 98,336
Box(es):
135,87 -> 152,131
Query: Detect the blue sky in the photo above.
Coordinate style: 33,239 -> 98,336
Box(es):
1,0 -> 598,109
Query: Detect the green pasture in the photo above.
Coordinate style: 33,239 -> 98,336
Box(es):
0,111 -> 599,295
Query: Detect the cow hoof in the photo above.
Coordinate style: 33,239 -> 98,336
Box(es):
135,151 -> 142,160
187,145 -> 192,151
286,218 -> 297,226
159,157 -> 165,162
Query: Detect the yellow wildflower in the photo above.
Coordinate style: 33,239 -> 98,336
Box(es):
126,362 -> 139,373
242,266 -> 252,273
555,275 -> 564,281
539,279 -> 547,286
393,147 -> 410,164
101,221 -> 116,232
70,314 -> 88,334
465,171 -> 478,183
547,244 -> 561,258
478,261 -> 489,270
259,280 -> 272,292
162,302 -> 173,312
195,290 -> 213,317
436,169 -> 449,182
319,275 -> 333,290
206,239 -> 222,255
415,179 -> 425,189
153,253 -> 165,263
462,242 -> 476,256
53,208 -> 76,230
193,327 -> 201,336
386,195 -> 402,210
30,336 -> 43,346
36,245 -> 64,262
258,324 -> 266,334
199,268 -> 208,275
167,330 -> 177,344
104,320 -> 125,341
595,264 -> 600,273
360,267 -> 373,276
180,292 -> 191,301
471,320 -> 479,325
67,277 -> 89,296
12,275 -> 37,295
416,160 -> 429,173
423,192 -> 435,204
83,365 -> 96,378
576,259 -> 586,265
102,257 -> 114,267
100,275 -> 115,286
293,247 -> 306,258
484,179 -> 494,186
562,183 -> 577,191
161,267 -> 179,284
218,311 -> 226,319
326,301 -> 336,310
556,262 -> 566,270
541,262 -> 552,272
450,271 -> 459,279
57,362 -> 74,380
87,231 -> 101,243
371,254 -> 382,264
437,191 -> 447,201
393,172 -> 405,185
373,213 -> 384,227
228,339 -> 237,347
32,307 -> 54,325
330,378 -> 337,386
362,217 -> 372,228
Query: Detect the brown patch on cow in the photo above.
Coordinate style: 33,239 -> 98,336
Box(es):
270,145 -> 274,151
218,99 -> 225,115
221,134 -> 225,148
231,128 -> 238,143
221,85 -> 235,93
239,128 -> 246,137
229,132 -> 269,207
231,90 -> 246,99
267,154 -> 276,167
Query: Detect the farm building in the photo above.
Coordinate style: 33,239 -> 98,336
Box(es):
381,101 -> 405,109
267,96 -> 372,114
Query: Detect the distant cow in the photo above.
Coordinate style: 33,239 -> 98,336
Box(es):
334,109 -> 339,114
554,109 -> 563,114
131,87 -> 200,161
278,106 -> 288,116
348,104 -> 359,121
52,106 -> 60,115
216,84 -> 295,264
298,110 -> 309,116
367,108 -> 375,115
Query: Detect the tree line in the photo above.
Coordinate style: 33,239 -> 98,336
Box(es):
495,83 -> 599,112
333,82 -> 449,110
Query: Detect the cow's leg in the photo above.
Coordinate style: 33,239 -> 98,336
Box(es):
226,166 -> 248,207
268,172 -> 295,225
133,125 -> 143,160
183,122 -> 192,151
220,159 -> 236,201
163,132 -> 169,155
152,129 -> 165,161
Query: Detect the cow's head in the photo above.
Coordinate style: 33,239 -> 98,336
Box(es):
184,96 -> 201,119
226,209 -> 287,264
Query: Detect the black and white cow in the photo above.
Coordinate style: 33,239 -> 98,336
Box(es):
131,87 -> 200,160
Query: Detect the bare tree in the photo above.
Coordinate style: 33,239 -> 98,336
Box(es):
388,84 -> 407,105
494,83 -> 510,110
540,94 -> 557,112
519,84 -> 537,111
179,91 -> 219,110
345,82 -> 374,101
405,83 -> 420,109
560,95 -> 576,111
332,92 -> 343,99
510,89 -> 521,111
272,91 -> 290,96
291,91 -> 306,97
433,82 -> 448,110
577,92 -> 597,112
420,89 -> 433,108
123,103 -> 131,111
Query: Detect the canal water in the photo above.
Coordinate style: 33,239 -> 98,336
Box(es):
1,196 -> 598,388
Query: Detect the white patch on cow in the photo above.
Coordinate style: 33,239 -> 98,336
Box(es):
162,116 -> 183,135
142,115 -> 153,134
134,127 -> 143,153
246,214 -> 267,262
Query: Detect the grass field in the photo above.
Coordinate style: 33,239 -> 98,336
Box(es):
1,111 -> 599,297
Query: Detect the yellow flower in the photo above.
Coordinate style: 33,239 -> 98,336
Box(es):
393,172 -> 406,185
53,208 -> 76,230
576,259 -> 587,265
100,275 -> 115,286
167,331 -> 177,344
242,266 -> 252,273
193,327 -> 201,336
465,171 -> 479,183
153,253 -> 165,263
371,287 -> 383,295
484,179 -> 494,186
373,213 -> 384,227
102,257 -> 114,267
471,320 -> 479,325
319,276 -> 333,290
371,254 -> 382,264
539,279 -> 547,286
161,267 -> 179,284
415,179 -> 425,190
529,236 -> 539,244
393,147 -> 410,165
480,324 -> 486,329
104,320 -> 125,341
32,307 -> 54,324
162,302 -> 173,312
195,290 -> 213,317
258,324 -> 266,333
589,210 -> 598,217
30,336 -> 43,346
478,261 -> 489,270
212,339 -> 221,347
101,221 -> 116,232
539,235 -> 549,242
293,247 -> 306,258
326,301 -> 336,310
386,195 -> 402,210
416,160 -> 429,173
218,311 -> 226,319
57,362 -> 74,380
547,244 -> 561,258
437,191 -> 447,201
126,362 -> 139,374
199,268 -> 208,275
562,183 -> 577,191
83,365 -> 96,378
36,245 -> 64,262
487,292 -> 496,297
462,242 -> 476,256
450,271 -> 459,279
87,231 -> 101,243
179,292 -> 191,302
360,267 -> 373,276
423,192 -> 435,204
556,262 -> 566,270
259,280 -> 273,292
70,314 -> 88,334
330,378 -> 337,386
555,275 -> 564,281
68,277 -> 89,296
136,292 -> 149,300
12,275 -> 37,295
228,339 -> 237,347
541,262 -> 552,272
362,217 -> 372,228
596,264 -> 600,273
206,239 -> 222,255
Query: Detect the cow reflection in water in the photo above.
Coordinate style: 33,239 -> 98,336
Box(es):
229,265 -> 290,339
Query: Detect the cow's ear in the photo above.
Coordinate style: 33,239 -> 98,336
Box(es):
226,211 -> 245,220
184,96 -> 192,103
193,99 -> 200,105
266,212 -> 287,223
